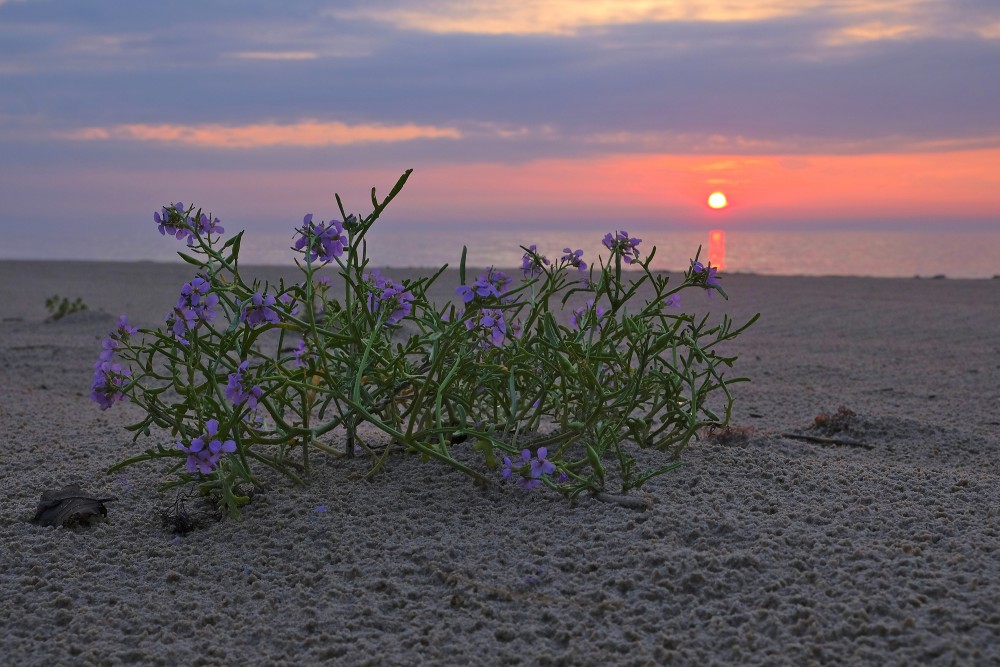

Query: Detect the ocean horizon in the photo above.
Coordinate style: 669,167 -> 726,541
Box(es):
4,228 -> 998,280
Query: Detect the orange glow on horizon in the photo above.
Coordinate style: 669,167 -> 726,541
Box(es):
27,146 -> 1000,229
403,147 -> 1000,224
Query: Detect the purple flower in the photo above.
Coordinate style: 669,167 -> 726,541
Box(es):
97,336 -> 119,362
561,248 -> 587,273
381,283 -> 414,325
226,360 -> 262,409
456,279 -> 499,303
691,261 -> 721,288
502,449 -> 536,488
502,455 -> 516,479
115,316 -> 138,338
91,361 -> 131,410
278,291 -> 300,316
521,244 -> 551,278
165,309 -> 193,344
364,270 -> 413,325
96,314 -> 139,362
530,446 -> 556,478
482,268 -> 512,293
241,292 -> 280,327
178,419 -> 236,475
178,277 -> 220,322
570,300 -> 606,333
169,277 -> 219,340
196,212 -> 224,237
154,202 -> 194,243
466,308 -> 507,347
293,339 -> 310,367
293,214 -> 348,263
503,447 -> 557,490
455,268 -> 511,304
602,231 -> 642,264
664,294 -> 681,309
363,269 -> 389,311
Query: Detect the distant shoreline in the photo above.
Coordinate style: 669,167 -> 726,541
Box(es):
0,257 -> 996,282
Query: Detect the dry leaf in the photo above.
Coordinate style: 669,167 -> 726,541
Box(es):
32,483 -> 116,527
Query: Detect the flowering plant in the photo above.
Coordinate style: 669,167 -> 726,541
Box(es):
94,170 -> 757,517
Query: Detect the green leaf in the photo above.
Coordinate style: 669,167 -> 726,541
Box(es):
586,443 -> 605,486
177,252 -> 204,267
473,438 -> 498,469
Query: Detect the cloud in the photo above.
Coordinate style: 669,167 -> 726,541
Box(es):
57,120 -> 461,148
332,0 -> 811,36
823,21 -> 920,46
578,128 -> 1000,156
226,51 -> 319,61
331,0 -> 990,39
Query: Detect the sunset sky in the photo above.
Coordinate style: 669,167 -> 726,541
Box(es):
1,0 -> 998,261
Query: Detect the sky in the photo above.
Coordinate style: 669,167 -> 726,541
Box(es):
1,0 -> 999,262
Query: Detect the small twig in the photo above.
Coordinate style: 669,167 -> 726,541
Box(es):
594,492 -> 651,511
781,433 -> 874,450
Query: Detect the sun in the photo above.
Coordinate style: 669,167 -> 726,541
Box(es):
707,192 -> 728,209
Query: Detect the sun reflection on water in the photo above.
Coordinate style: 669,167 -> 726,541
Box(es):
708,230 -> 725,271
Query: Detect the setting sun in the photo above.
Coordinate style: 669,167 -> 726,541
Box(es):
708,192 -> 728,209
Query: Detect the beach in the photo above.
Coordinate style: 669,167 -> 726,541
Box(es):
1,260 -> 999,666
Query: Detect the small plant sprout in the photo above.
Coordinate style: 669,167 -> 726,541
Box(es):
45,295 -> 88,320
94,169 -> 758,519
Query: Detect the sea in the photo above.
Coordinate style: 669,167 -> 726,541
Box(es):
4,227 -> 999,279
232,228 -> 998,279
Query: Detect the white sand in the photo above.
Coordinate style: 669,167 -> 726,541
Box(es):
1,260 -> 999,666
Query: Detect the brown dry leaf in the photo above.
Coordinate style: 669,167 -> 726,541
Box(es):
32,483 -> 116,527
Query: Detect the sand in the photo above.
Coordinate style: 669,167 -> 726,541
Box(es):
1,260 -> 999,666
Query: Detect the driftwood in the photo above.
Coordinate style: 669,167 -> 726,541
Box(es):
32,484 -> 116,527
593,492 -> 651,511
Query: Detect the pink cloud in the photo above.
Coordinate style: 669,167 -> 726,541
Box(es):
58,120 -> 461,148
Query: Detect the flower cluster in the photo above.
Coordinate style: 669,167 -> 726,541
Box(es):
363,269 -> 414,325
561,248 -> 587,274
154,203 -> 193,242
177,419 -> 236,475
226,361 -> 262,409
91,362 -> 131,410
602,231 -> 643,264
96,316 -> 138,363
294,214 -> 348,263
502,447 -> 557,490
380,282 -> 414,325
456,268 -> 512,304
168,277 -> 219,342
241,292 -> 280,327
692,261 -> 720,289
465,308 -> 508,347
153,204 -> 224,245
196,212 -> 224,237
91,316 -> 138,410
521,244 -> 551,278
